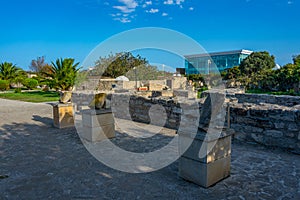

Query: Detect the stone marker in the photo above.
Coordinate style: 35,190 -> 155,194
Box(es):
178,92 -> 233,188
53,103 -> 75,128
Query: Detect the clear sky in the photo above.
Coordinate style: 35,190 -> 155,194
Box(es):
0,0 -> 299,70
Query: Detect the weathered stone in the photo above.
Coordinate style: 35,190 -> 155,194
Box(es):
59,91 -> 72,104
249,109 -> 268,118
161,90 -> 173,97
80,124 -> 115,142
244,126 -> 264,133
82,110 -> 114,128
274,122 -> 285,129
264,130 -> 283,138
178,155 -> 231,188
199,92 -> 226,129
251,133 -> 264,143
287,123 -> 299,131
81,109 -> 115,142
53,103 -> 74,128
231,106 -> 248,116
73,92 -> 300,153
179,133 -> 231,163
284,132 -> 294,138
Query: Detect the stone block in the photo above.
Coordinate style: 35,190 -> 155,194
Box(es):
264,130 -> 283,138
174,90 -> 188,98
178,155 -> 231,188
179,134 -> 231,163
82,109 -> 114,128
149,83 -> 163,91
53,103 -> 74,128
161,90 -> 173,97
80,124 -> 115,142
80,109 -> 115,142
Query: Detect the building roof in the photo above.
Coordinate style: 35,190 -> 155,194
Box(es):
184,49 -> 253,59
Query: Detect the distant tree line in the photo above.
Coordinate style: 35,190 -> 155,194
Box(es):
186,51 -> 300,95
0,56 -> 81,92
0,52 -> 172,92
222,51 -> 300,94
89,52 -> 173,80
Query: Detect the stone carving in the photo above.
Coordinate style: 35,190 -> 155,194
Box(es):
89,93 -> 107,109
199,92 -> 226,130
59,91 -> 72,104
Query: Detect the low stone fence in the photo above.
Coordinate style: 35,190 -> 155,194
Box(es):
230,103 -> 300,153
72,92 -> 300,153
233,93 -> 300,107
110,94 -> 183,129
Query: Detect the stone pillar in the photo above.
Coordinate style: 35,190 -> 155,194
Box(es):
178,92 -> 233,188
81,109 -> 115,142
178,129 -> 232,188
53,103 -> 75,129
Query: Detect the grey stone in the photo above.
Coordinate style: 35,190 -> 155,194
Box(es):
264,130 -> 283,138
179,134 -> 231,163
178,156 -> 231,188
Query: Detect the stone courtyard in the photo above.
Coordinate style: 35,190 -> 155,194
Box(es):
0,98 -> 299,199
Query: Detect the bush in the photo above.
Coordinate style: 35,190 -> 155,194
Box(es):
0,80 -> 9,91
22,78 -> 39,90
197,86 -> 209,98
14,88 -> 22,93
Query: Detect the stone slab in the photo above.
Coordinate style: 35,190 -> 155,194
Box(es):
178,155 -> 231,188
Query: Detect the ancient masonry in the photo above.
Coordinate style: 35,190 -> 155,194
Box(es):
72,92 -> 300,154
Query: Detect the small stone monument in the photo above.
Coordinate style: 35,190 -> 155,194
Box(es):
53,90 -> 75,128
80,93 -> 115,142
53,103 -> 75,128
178,92 -> 233,188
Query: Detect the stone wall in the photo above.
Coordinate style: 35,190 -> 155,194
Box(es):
233,93 -> 300,107
110,94 -> 182,129
72,92 -> 300,153
230,103 -> 300,153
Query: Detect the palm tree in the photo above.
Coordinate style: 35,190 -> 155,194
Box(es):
45,58 -> 80,91
0,62 -> 26,87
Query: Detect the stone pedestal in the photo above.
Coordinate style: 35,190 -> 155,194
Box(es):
178,129 -> 232,188
53,103 -> 75,128
81,109 -> 115,142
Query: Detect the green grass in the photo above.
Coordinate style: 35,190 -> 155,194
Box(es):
0,91 -> 60,103
246,89 -> 300,96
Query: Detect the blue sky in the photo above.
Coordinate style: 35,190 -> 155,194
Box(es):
0,0 -> 299,70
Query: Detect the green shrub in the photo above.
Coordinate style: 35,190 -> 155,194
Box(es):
14,88 -> 22,93
22,78 -> 38,90
0,80 -> 9,91
197,86 -> 209,98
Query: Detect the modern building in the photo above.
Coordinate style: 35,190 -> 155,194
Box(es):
184,49 -> 253,75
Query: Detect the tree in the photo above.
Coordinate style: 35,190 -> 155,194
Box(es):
0,80 -> 9,91
222,66 -> 241,80
90,52 -> 148,78
293,55 -> 300,67
125,64 -> 172,81
22,78 -> 39,89
0,62 -> 26,86
239,51 -> 276,89
30,56 -> 46,73
44,58 -> 80,90
275,56 -> 300,93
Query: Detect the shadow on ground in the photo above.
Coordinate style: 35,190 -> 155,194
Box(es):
0,104 -> 299,199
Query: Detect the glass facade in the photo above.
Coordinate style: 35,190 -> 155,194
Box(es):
185,50 -> 252,75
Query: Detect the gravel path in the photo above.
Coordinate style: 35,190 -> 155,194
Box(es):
0,98 -> 299,199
